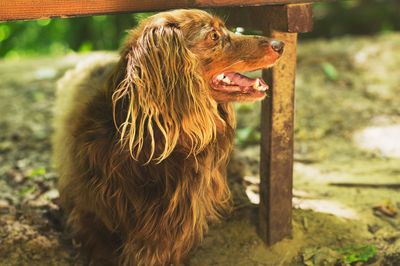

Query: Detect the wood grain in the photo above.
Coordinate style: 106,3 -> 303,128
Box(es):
223,4 -> 313,33
259,30 -> 297,245
0,0 -> 319,21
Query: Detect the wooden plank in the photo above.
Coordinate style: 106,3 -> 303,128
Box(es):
259,30 -> 297,245
222,4 -> 313,33
0,0 -> 320,21
287,4 -> 313,32
196,0 -> 318,6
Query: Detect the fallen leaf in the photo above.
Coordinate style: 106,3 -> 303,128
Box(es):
321,62 -> 339,81
373,200 -> 397,217
337,244 -> 377,264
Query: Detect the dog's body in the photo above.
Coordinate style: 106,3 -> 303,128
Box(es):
53,9 -> 283,265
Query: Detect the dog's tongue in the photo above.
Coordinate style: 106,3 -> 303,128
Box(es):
225,72 -> 261,87
212,72 -> 269,94
215,72 -> 269,93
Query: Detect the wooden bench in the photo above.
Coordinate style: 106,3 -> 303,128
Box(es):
0,0 -> 315,246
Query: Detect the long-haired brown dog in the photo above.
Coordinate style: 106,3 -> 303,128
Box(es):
53,9 -> 283,265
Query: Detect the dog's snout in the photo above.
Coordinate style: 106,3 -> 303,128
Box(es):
258,38 -> 270,47
271,40 -> 284,54
258,38 -> 285,54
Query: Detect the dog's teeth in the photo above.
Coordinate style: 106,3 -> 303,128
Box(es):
216,73 -> 232,84
253,78 -> 267,91
222,77 -> 231,84
253,79 -> 261,90
216,74 -> 225,81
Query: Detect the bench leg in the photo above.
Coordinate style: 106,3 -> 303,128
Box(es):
259,31 -> 297,245
220,3 -> 312,246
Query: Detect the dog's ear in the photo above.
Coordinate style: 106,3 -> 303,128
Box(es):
112,21 -> 218,163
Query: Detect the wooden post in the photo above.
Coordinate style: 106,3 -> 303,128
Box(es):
259,4 -> 312,245
259,31 -> 297,244
223,3 -> 313,245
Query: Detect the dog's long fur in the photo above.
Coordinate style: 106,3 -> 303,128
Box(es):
53,9 -> 282,265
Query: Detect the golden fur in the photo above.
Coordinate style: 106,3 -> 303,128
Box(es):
53,9 -> 282,265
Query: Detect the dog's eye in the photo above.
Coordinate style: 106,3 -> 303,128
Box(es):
210,32 -> 220,41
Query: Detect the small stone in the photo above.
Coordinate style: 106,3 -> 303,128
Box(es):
368,224 -> 381,234
0,199 -> 10,209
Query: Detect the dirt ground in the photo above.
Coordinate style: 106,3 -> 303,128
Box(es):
0,33 -> 399,265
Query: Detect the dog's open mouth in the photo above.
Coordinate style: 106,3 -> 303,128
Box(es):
210,72 -> 268,97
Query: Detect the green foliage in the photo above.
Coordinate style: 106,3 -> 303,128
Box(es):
0,13 -> 152,58
236,127 -> 261,146
320,62 -> 338,81
28,167 -> 46,178
337,244 -> 377,264
19,186 -> 36,196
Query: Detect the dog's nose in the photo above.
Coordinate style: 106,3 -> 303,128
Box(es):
271,40 -> 284,54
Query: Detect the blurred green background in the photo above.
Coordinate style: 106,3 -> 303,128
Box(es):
0,0 -> 399,58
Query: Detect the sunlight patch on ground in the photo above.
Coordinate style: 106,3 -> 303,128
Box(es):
353,124 -> 400,158
293,198 -> 358,219
245,185 -> 260,204
244,173 -> 359,219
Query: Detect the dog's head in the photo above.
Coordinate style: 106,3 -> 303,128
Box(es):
118,9 -> 284,102
112,9 -> 283,162
160,9 -> 284,103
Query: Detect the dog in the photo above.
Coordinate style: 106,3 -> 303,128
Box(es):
53,9 -> 283,265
